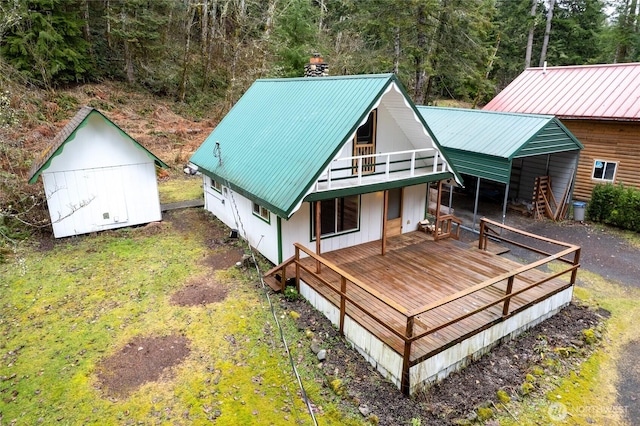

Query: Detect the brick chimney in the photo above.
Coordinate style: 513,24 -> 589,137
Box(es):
304,53 -> 329,77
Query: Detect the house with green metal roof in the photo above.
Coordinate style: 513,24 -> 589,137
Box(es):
28,106 -> 169,238
418,106 -> 583,227
190,74 -> 462,265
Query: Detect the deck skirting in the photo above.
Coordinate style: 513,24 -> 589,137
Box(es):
300,280 -> 573,395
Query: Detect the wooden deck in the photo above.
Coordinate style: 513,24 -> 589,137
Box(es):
272,219 -> 580,394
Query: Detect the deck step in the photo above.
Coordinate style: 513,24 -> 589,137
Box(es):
264,275 -> 282,292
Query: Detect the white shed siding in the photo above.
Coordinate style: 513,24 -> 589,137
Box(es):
44,115 -> 152,171
44,162 -> 160,238
41,114 -> 162,238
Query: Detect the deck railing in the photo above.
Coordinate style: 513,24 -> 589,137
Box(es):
278,218 -> 580,395
315,148 -> 446,190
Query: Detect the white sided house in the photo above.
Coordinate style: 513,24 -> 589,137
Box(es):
190,74 -> 580,395
190,74 -> 462,265
28,106 -> 169,238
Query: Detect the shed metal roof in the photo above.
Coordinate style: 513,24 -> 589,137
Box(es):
190,74 -> 459,218
28,106 -> 168,184
418,106 -> 583,184
483,63 -> 640,120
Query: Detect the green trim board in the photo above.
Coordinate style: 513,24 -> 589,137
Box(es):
277,216 -> 283,264
304,172 -> 454,202
28,106 -> 169,184
190,74 -> 462,219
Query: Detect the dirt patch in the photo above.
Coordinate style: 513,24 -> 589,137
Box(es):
282,297 -> 608,425
96,335 -> 190,398
170,281 -> 229,306
204,248 -> 245,270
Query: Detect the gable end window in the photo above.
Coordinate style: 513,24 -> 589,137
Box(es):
353,109 -> 377,174
592,160 -> 617,182
312,195 -> 360,238
253,202 -> 270,223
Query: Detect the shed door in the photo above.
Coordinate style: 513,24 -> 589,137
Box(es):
89,168 -> 129,226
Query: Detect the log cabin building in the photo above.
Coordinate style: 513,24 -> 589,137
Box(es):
483,62 -> 640,201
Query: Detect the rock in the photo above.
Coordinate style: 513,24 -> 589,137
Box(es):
358,404 -> 370,417
317,349 -> 326,361
570,339 -> 584,347
310,341 -> 320,354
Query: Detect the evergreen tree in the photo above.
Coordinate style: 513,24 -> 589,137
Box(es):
1,0 -> 92,88
106,0 -> 173,85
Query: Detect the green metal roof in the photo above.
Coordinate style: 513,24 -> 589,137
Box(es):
28,107 -> 169,184
190,74 -> 460,218
417,106 -> 583,184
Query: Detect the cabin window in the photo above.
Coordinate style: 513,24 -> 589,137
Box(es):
592,160 -> 617,182
211,178 -> 223,193
312,195 -> 360,238
253,202 -> 270,223
353,109 -> 377,174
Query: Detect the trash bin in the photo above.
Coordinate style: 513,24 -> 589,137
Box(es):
573,201 -> 586,221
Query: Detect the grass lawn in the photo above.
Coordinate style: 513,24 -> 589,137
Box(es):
0,202 -> 362,425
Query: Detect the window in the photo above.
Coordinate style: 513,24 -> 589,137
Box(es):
253,202 -> 270,223
592,160 -> 617,182
353,109 -> 377,174
312,196 -> 360,238
211,178 -> 223,193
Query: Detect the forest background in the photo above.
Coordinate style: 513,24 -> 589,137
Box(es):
0,0 -> 639,241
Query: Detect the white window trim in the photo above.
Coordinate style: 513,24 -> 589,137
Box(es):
252,202 -> 270,223
591,159 -> 618,182
210,178 -> 223,193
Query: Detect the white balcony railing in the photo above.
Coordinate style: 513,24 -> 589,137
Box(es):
315,148 -> 449,192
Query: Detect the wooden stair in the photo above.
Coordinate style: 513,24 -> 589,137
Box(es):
263,255 -> 297,292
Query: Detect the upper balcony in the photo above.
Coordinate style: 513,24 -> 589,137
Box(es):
313,147 -> 451,193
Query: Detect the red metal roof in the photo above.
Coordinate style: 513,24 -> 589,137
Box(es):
484,63 -> 640,121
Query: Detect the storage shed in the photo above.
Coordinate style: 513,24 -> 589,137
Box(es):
418,106 -> 583,227
483,63 -> 640,200
28,106 -> 169,238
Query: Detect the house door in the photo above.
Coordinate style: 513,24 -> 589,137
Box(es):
353,110 -> 377,174
386,188 -> 403,237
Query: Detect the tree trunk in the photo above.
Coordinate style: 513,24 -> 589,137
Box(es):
180,1 -> 196,102
121,9 -> 134,84
106,0 -> 111,48
616,0 -> 638,62
414,4 -> 427,104
201,0 -> 209,59
318,0 -> 326,31
525,0 -> 537,68
393,26 -> 400,75
202,0 -> 218,91
539,0 -> 555,67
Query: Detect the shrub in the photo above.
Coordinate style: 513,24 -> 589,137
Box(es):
283,286 -> 300,301
587,183 -> 640,232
